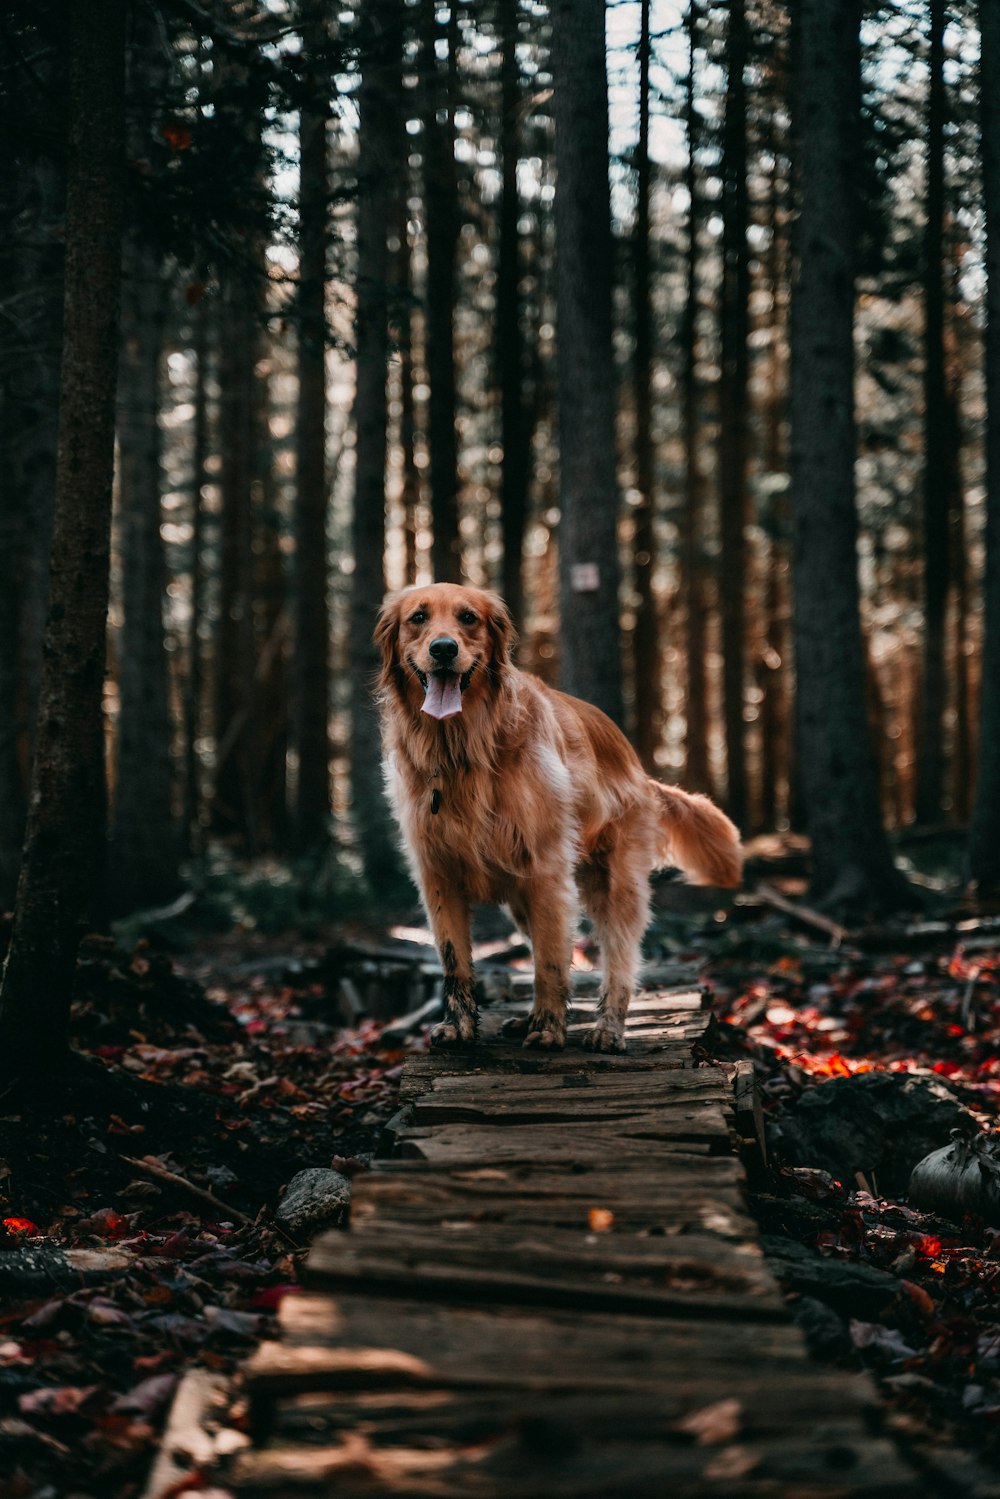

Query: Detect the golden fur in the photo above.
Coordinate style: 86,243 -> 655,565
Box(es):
375,583 -> 742,1051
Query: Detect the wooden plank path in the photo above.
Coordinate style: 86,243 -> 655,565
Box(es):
232,989 -> 918,1497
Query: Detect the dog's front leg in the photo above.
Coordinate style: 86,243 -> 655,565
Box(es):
423,877 -> 477,1047
519,873 -> 573,1050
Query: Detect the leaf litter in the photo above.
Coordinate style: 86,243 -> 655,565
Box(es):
0,927 -> 417,1499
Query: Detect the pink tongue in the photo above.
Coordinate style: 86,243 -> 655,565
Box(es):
422,672 -> 463,720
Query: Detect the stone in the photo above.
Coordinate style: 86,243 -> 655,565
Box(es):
275,1169 -> 351,1238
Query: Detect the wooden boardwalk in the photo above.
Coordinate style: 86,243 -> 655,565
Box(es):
233,989 -> 918,1497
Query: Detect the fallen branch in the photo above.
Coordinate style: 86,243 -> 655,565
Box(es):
123,1154 -> 252,1226
755,882 -> 849,946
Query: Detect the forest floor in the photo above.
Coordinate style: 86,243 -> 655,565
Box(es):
1,839 -> 1000,1498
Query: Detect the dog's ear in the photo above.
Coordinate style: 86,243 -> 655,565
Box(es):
373,595 -> 402,692
484,593 -> 517,673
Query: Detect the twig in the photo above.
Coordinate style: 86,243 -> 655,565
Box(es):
123,1154 -> 252,1226
756,882 -> 849,946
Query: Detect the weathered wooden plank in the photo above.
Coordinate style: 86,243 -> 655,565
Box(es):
264,1381 -> 886,1447
408,1075 -> 734,1127
393,1109 -> 733,1166
272,1292 -> 808,1367
302,1220 -> 784,1320
349,1166 -> 753,1237
231,1422 -> 916,1498
400,1039 -> 710,1090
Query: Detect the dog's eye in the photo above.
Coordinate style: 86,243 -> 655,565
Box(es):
409,610 -> 428,625
457,610 -> 478,626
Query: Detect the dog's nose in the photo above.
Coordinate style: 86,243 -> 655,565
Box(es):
429,636 -> 459,664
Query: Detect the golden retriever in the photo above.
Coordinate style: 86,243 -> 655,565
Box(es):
375,583 -> 742,1052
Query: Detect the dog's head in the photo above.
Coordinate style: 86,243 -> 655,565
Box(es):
375,583 -> 515,720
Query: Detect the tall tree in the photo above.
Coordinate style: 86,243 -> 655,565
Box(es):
718,0 -> 751,828
631,0 -> 661,768
914,0 -> 950,825
292,0 -> 332,853
551,0 -> 624,727
498,0 -> 529,626
682,0 -> 712,793
790,0 -> 912,912
0,0 -> 126,1083
183,298 -> 211,854
111,12 -> 180,912
211,30 -> 269,848
421,0 -> 461,582
968,0 -> 1000,892
350,1 -> 405,886
0,7 -> 67,907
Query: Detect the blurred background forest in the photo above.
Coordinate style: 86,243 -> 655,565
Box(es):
2,0 -> 1000,933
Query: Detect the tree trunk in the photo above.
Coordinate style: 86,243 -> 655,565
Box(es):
968,0 -> 1000,892
111,228 -> 179,912
0,31 -> 67,908
498,0 -> 528,627
350,1 -> 405,887
682,1 -> 712,794
0,0 -> 126,1081
551,0 -> 624,727
421,0 -> 461,582
758,116 -> 791,831
790,0 -> 912,913
292,2 -> 332,853
915,0 -> 951,825
718,0 -> 751,829
213,268 -> 259,847
394,203 -> 421,587
183,299 -> 210,854
111,13 -> 180,912
631,0 -> 660,768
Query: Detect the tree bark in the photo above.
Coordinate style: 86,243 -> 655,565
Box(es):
183,299 -> 210,854
111,14 -> 180,912
631,0 -> 660,769
350,0 -> 405,887
0,23 -> 67,908
790,0 -> 912,913
421,0 -> 461,582
292,0 -> 332,852
0,0 -> 126,1080
682,1 -> 712,794
968,0 -> 1000,891
718,0 -> 751,829
915,0 -> 951,825
213,267 -> 259,847
498,0 -> 528,627
551,0 -> 624,727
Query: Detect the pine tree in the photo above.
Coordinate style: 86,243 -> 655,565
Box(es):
551,0 -> 624,726
0,0 -> 127,1082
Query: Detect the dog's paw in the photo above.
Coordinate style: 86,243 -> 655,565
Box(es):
500,1013 -> 531,1038
522,1011 -> 567,1050
583,1019 -> 626,1053
430,1015 -> 477,1048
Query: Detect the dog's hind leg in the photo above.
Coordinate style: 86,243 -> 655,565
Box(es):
579,841 -> 651,1053
422,876 -> 478,1046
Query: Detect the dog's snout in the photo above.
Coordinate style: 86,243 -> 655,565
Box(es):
429,636 -> 459,664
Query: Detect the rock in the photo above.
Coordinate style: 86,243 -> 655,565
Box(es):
768,1072 -> 974,1196
909,1132 -> 1000,1222
275,1169 -> 351,1238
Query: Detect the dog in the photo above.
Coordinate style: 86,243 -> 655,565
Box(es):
375,582 -> 742,1052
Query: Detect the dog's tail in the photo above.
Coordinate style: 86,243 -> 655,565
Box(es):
649,781 -> 743,888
